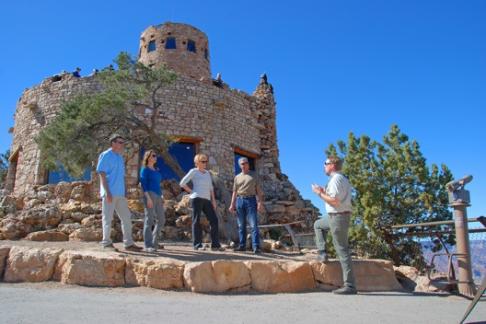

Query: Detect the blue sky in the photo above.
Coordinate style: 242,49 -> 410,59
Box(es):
1,1 -> 485,220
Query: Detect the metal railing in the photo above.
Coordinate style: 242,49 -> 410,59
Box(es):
392,216 -> 485,288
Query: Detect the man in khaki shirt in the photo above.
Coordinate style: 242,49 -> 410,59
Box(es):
229,157 -> 264,253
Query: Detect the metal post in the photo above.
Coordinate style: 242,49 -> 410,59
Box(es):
452,202 -> 476,297
446,175 -> 476,298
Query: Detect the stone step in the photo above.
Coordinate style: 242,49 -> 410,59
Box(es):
0,244 -> 403,293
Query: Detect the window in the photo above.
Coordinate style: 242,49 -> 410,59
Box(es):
165,37 -> 176,49
141,142 -> 196,181
48,164 -> 91,184
187,39 -> 196,53
234,153 -> 255,174
147,40 -> 156,52
204,48 -> 209,60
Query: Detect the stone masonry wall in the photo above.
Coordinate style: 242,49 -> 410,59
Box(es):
6,70 -> 319,239
7,73 -> 100,196
125,74 -> 261,188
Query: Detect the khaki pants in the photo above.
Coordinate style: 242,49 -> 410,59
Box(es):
314,214 -> 356,288
101,196 -> 134,247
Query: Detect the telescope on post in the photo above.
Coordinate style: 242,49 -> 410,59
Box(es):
446,175 -> 473,205
446,174 -> 476,298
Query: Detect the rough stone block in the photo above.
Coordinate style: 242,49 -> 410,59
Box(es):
4,246 -> 62,282
125,257 -> 184,289
54,250 -> 125,287
69,228 -> 102,242
248,261 -> 315,293
311,259 -> 403,291
25,230 -> 69,242
183,260 -> 251,293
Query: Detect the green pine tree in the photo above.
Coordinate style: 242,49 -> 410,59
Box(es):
36,52 -> 185,178
326,124 -> 453,268
0,149 -> 10,188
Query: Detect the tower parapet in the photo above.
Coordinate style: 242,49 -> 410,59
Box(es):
138,22 -> 211,81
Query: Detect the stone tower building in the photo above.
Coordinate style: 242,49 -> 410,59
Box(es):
138,23 -> 211,81
4,22 -> 318,240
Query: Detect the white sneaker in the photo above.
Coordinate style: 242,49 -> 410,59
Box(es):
144,247 -> 156,253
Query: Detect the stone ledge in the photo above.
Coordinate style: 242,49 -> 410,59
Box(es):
0,243 -> 403,293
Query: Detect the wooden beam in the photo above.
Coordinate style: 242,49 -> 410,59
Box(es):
232,145 -> 260,159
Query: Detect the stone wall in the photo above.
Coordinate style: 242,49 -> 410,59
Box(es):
8,71 -> 319,227
7,73 -> 100,196
125,73 -> 262,187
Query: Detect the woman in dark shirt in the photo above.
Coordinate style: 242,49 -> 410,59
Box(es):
140,150 -> 165,252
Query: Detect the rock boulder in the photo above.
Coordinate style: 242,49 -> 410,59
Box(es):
4,246 -> 62,282
54,250 -> 126,287
248,261 -> 315,293
125,258 -> 184,289
25,230 -> 69,242
183,260 -> 251,293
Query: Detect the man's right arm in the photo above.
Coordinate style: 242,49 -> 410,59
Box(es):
99,172 -> 112,203
96,152 -> 112,203
229,179 -> 238,212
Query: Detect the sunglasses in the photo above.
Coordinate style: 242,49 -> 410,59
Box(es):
115,140 -> 125,145
324,162 -> 333,166
200,160 -> 208,163
240,162 -> 249,165
150,154 -> 157,158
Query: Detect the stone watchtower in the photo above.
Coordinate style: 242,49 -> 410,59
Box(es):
3,21 -> 320,243
138,22 -> 211,81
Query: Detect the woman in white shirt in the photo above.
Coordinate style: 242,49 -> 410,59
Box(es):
179,153 -> 223,251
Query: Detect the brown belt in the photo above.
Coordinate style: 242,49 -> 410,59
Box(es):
237,195 -> 256,199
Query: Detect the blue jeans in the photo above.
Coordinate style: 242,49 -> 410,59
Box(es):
236,196 -> 260,249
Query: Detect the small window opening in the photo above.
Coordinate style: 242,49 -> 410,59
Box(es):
165,37 -> 176,49
148,40 -> 156,52
187,39 -> 196,53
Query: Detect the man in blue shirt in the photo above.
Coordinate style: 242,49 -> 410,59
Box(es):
96,134 -> 141,251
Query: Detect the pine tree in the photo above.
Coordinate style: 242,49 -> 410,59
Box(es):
36,52 -> 185,178
326,125 -> 453,268
0,150 -> 10,188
